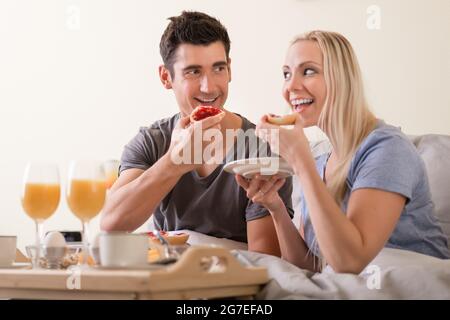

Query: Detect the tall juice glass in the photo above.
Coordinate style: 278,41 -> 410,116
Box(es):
67,161 -> 106,267
21,163 -> 60,268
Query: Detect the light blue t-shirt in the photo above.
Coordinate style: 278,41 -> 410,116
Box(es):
300,120 -> 450,259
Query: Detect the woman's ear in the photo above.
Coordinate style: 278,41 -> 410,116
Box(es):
159,65 -> 173,89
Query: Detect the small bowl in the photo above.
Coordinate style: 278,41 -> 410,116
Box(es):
26,244 -> 82,269
146,231 -> 190,246
148,243 -> 190,263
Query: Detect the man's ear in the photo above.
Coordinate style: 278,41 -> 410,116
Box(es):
227,58 -> 232,83
159,65 -> 173,89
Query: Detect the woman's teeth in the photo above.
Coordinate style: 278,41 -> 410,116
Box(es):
291,98 -> 314,111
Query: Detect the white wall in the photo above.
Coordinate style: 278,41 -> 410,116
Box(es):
1,0 -> 449,251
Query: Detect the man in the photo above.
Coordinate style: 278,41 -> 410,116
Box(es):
101,11 -> 293,256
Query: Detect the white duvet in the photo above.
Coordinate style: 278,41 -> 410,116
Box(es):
182,230 -> 450,299
234,248 -> 450,299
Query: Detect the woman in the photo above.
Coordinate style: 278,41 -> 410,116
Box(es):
236,31 -> 449,274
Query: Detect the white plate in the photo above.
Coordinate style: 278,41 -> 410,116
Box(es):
0,262 -> 31,269
223,157 -> 294,179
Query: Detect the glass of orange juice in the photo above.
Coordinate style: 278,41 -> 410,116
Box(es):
67,161 -> 106,268
21,163 -> 61,269
103,159 -> 120,190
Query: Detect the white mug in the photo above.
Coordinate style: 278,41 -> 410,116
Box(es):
99,232 -> 148,268
0,236 -> 17,267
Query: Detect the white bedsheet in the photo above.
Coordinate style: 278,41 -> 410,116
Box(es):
179,230 -> 450,299
234,248 -> 450,299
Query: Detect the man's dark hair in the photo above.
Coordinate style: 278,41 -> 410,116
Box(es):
159,11 -> 231,77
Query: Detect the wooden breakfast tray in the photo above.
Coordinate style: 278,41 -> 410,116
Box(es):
0,246 -> 268,300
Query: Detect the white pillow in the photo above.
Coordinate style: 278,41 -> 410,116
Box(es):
410,134 -> 450,248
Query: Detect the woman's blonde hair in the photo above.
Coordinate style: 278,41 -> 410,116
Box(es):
292,31 -> 377,204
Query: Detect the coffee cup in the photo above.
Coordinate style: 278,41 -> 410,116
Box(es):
0,236 -> 17,267
99,232 -> 148,268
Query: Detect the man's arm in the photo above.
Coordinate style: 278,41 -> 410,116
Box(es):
100,153 -> 185,231
247,215 -> 281,257
101,113 -> 225,232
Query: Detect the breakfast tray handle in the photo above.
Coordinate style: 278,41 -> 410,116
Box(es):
164,245 -> 267,279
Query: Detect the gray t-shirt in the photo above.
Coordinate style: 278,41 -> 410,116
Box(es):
300,120 -> 450,259
120,113 -> 294,242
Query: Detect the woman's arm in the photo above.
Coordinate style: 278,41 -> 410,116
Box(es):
269,199 -> 320,271
291,153 -> 406,274
255,113 -> 407,274
235,175 -> 320,271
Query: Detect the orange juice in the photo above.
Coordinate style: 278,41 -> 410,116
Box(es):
105,172 -> 118,189
67,179 -> 106,221
21,183 -> 60,221
103,160 -> 119,189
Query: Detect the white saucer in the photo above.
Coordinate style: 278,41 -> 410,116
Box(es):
0,262 -> 31,269
241,168 -> 294,179
224,157 -> 294,179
